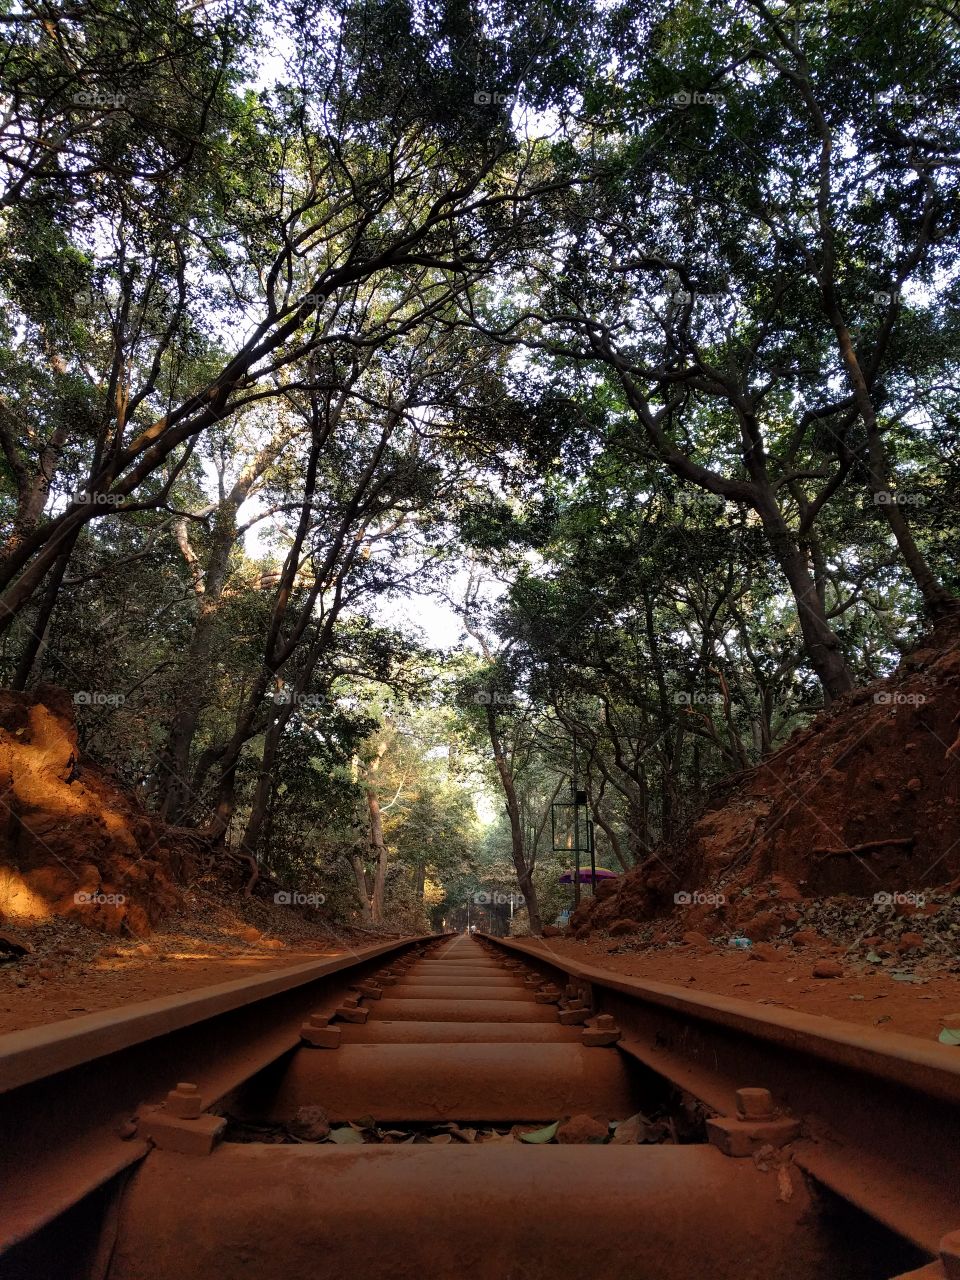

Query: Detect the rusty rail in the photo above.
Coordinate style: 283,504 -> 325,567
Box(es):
0,935 -> 430,1262
479,934 -> 960,1262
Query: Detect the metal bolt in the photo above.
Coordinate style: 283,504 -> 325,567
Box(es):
166,1081 -> 203,1119
736,1087 -> 776,1121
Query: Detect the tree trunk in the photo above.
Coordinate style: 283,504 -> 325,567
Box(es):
755,492 -> 855,702
350,853 -> 374,925
159,498 -> 241,820
832,321 -> 957,619
367,781 -> 388,925
10,533 -> 77,689
238,713 -> 284,863
516,867 -> 543,934
486,707 -> 543,935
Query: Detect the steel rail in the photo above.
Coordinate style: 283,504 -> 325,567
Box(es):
0,935 -> 428,1260
479,934 -> 960,1259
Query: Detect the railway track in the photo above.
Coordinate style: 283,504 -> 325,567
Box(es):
2,931 -> 958,1279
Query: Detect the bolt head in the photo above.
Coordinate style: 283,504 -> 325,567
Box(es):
736,1087 -> 775,1120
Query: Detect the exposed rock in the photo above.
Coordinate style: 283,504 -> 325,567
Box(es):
0,686 -> 192,934
0,928 -> 34,956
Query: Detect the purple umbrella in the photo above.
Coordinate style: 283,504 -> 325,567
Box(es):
558,867 -> 619,884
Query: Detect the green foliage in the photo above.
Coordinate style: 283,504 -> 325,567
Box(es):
0,0 -> 957,931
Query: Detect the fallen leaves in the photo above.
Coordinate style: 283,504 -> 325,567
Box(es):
225,1108 -> 686,1147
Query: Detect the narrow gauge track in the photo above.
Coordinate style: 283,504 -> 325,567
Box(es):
2,933 -> 958,1280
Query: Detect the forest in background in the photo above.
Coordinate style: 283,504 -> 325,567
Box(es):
0,0 -> 958,935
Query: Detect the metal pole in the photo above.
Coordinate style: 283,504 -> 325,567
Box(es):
572,738 -> 581,908
589,818 -> 597,894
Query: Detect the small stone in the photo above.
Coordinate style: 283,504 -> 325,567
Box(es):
749,943 -> 778,962
812,959 -> 843,979
792,930 -> 821,948
906,777 -> 922,792
557,1114 -> 608,1144
239,925 -> 261,943
742,911 -> 780,942
289,1105 -> 331,1142
36,967 -> 56,980
681,931 -> 712,948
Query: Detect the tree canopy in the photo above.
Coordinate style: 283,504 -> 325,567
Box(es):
1,0 -> 957,932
